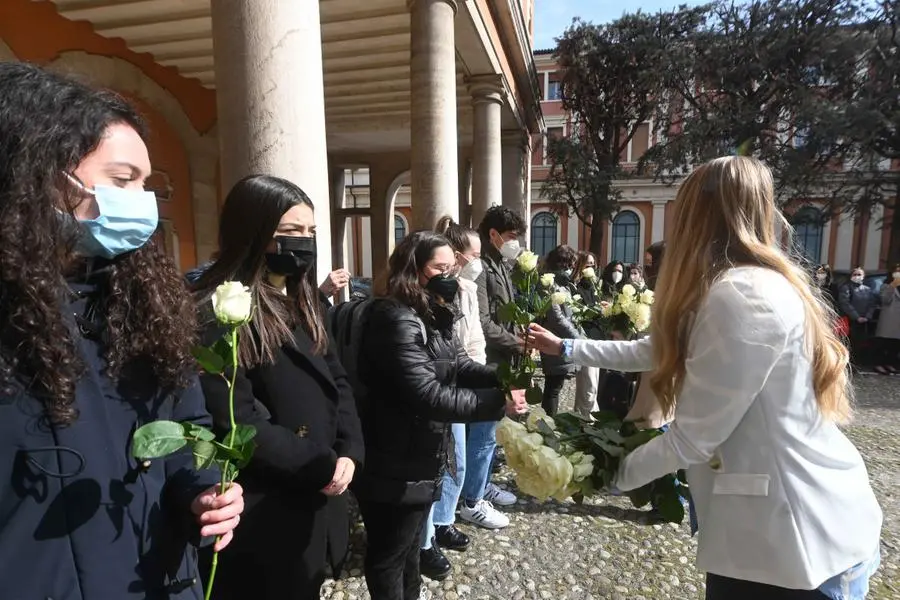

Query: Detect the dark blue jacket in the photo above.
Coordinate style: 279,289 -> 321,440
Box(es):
0,271 -> 219,599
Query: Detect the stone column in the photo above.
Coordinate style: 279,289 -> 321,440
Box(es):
651,200 -> 666,244
409,0 -> 459,230
502,130 -> 529,230
368,168 -> 396,281
211,0 -> 332,276
470,75 -> 504,228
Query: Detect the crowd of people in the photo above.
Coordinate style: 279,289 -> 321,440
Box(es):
0,63 -> 884,600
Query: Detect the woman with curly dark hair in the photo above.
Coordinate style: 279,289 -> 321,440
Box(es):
354,230 -> 527,600
0,63 -> 243,599
192,174 -> 364,600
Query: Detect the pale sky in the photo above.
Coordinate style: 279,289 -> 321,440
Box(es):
533,0 -> 714,50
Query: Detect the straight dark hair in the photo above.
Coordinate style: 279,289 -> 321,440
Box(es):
193,175 -> 326,366
376,230 -> 452,321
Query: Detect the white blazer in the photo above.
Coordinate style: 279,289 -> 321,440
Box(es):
572,266 -> 882,590
456,277 -> 487,365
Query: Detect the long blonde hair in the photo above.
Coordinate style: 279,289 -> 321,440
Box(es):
649,156 -> 852,423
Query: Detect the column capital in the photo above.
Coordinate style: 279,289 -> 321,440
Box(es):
468,74 -> 505,104
407,0 -> 458,15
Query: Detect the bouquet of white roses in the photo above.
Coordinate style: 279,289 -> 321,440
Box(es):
495,251 -> 571,404
496,407 -> 688,523
574,284 -> 654,340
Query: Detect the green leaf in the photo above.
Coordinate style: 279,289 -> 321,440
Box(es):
192,345 -> 225,374
190,439 -> 217,470
227,423 -> 257,447
590,410 -> 622,427
622,429 -> 662,452
212,441 -> 244,461
212,337 -> 235,368
132,421 -> 188,459
235,441 -> 256,469
497,302 -> 519,326
181,422 -> 215,442
589,437 -> 625,457
525,386 -> 543,405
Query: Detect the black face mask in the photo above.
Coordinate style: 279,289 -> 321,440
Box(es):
265,235 -> 316,277
425,273 -> 460,304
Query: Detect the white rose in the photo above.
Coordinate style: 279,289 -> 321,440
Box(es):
582,267 -> 597,281
640,289 -> 655,305
633,303 -> 652,331
212,281 -> 252,325
572,294 -> 582,303
533,446 -> 574,498
495,417 -> 527,446
517,250 -> 539,273
621,284 -> 636,298
572,454 -> 595,481
550,290 -> 570,305
540,273 -> 555,288
526,406 -> 557,433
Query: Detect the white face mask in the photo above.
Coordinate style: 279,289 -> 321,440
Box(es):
611,271 -> 623,284
499,239 -> 521,261
851,275 -> 864,284
459,257 -> 484,281
815,273 -> 827,282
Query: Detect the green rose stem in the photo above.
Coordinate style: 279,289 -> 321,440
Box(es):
204,326 -> 239,600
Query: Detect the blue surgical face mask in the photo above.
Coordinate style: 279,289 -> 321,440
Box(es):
65,173 -> 159,259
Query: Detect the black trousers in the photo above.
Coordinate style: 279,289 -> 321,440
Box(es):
358,498 -> 430,600
849,321 -> 875,367
876,336 -> 900,368
542,374 -> 568,416
706,573 -> 829,600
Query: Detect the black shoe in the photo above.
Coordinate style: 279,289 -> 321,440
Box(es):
420,543 -> 452,581
435,525 -> 470,551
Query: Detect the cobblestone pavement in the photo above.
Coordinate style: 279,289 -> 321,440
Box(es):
322,374 -> 900,600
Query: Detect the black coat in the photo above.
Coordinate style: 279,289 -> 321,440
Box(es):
476,245 -> 521,366
354,299 -> 506,505
197,315 -> 364,600
0,269 -> 219,600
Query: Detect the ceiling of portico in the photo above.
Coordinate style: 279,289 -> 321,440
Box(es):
45,0 -> 518,153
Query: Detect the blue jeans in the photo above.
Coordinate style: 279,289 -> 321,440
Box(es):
461,421 -> 498,502
422,423 -> 466,549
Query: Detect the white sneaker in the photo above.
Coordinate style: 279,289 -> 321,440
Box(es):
459,499 -> 510,529
484,483 -> 517,506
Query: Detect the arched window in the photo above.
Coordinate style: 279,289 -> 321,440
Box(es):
793,206 -> 824,264
611,211 -> 640,265
394,214 -> 407,246
530,212 -> 558,257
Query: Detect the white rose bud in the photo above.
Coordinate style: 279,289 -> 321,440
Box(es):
517,250 -> 539,273
640,289 -> 655,305
621,284 -> 636,298
212,281 -> 253,325
582,267 -> 597,281
540,273 -> 555,288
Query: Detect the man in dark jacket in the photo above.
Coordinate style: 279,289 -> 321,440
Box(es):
454,206 -> 528,528
476,206 -> 527,368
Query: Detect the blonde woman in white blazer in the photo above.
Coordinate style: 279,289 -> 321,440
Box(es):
527,156 -> 882,600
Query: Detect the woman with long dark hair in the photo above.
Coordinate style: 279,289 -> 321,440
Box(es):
0,63 -> 243,598
600,260 -> 626,298
192,175 -> 364,599
354,230 -> 526,600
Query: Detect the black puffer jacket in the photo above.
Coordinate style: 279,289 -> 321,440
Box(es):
354,298 -> 506,504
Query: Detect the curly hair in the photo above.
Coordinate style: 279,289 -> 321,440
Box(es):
0,62 -> 196,425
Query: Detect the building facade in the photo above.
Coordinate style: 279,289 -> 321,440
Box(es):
1,0 -> 543,281
529,49 -> 894,273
